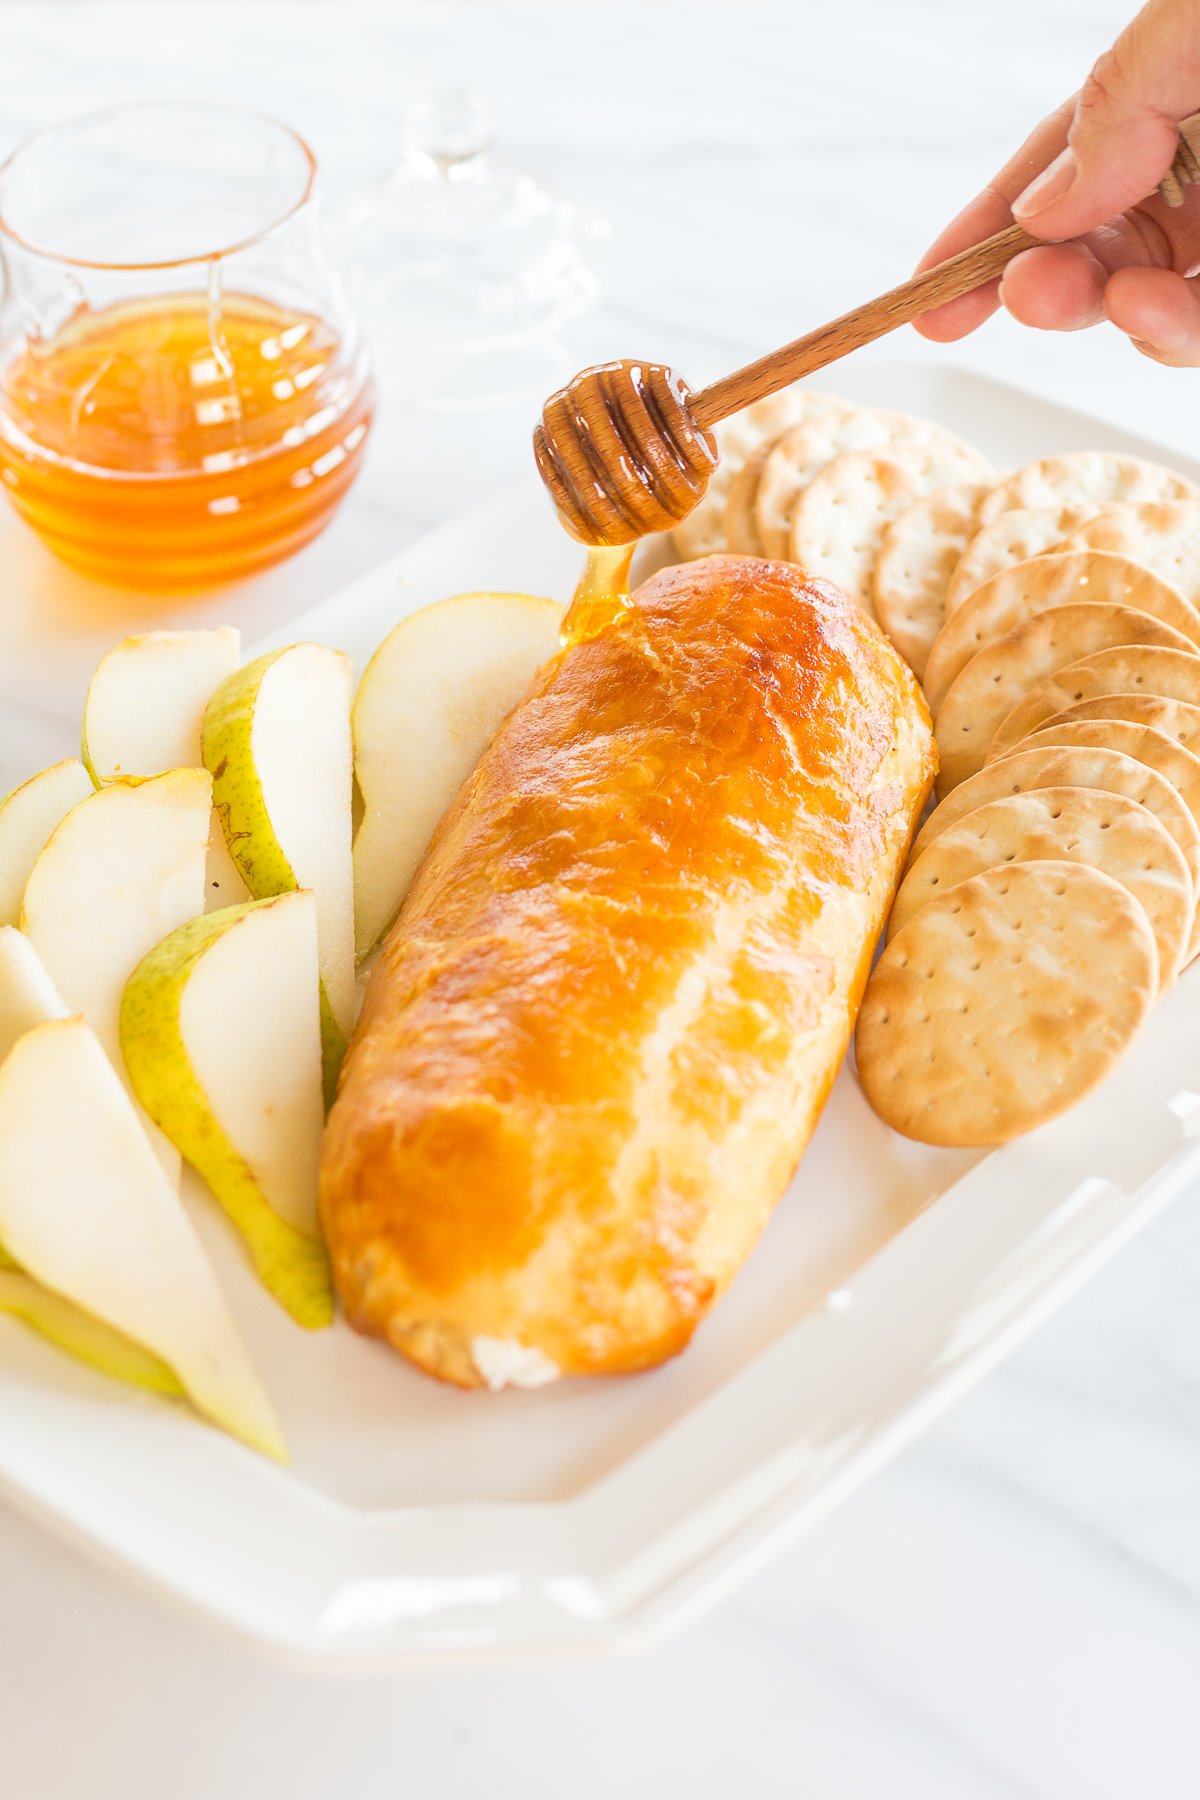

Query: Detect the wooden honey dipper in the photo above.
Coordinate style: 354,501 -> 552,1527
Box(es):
536,112 -> 1200,546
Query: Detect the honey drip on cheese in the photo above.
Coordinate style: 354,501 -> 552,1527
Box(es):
559,543 -> 635,647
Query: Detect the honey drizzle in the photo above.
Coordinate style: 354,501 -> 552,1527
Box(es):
559,543 -> 635,647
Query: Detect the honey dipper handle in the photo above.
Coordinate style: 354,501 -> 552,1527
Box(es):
689,222 -> 1038,430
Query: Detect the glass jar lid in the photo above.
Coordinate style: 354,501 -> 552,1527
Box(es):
341,90 -> 603,408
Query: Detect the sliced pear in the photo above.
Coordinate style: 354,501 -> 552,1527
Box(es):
0,929 -> 184,1396
0,760 -> 94,926
0,924 -> 67,1060
81,627 -> 249,913
352,592 -> 562,958
201,819 -> 251,914
120,892 -> 331,1328
21,770 -> 213,1177
0,1018 -> 285,1458
0,1269 -> 183,1396
203,645 -> 354,1100
82,628 -> 242,783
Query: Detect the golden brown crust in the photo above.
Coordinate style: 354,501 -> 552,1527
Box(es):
320,557 -> 935,1386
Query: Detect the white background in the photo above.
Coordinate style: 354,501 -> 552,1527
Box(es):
2,4 -> 1200,1796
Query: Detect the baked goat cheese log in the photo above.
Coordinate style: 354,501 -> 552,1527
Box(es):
320,556 -> 935,1388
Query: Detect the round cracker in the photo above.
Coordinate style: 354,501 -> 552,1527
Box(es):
911,743 -> 1200,906
672,388 -> 850,560
1000,691 -> 1200,758
789,441 -> 993,614
1002,719 -> 1200,956
934,605 -> 1195,794
1005,720 -> 1200,833
978,452 -> 1200,527
857,861 -> 1157,1147
924,550 -> 1200,714
873,481 -> 991,678
889,787 -> 1189,987
1052,501 -> 1200,607
753,406 -> 990,560
723,442 -> 771,555
945,503 -> 1100,614
986,645 -> 1200,765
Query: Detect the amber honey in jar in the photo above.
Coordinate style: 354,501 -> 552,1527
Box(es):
0,104 -> 374,589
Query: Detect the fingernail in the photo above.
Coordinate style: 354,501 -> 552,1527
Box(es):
1013,147 -> 1078,219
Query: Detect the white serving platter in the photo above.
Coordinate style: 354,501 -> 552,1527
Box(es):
3,360 -> 1200,1667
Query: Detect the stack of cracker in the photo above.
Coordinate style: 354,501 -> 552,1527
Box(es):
674,410 -> 1200,1147
855,453 -> 1200,1147
671,388 -> 996,614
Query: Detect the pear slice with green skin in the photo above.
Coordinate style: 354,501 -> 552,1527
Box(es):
351,592 -> 563,960
120,892 -> 332,1329
81,627 -> 249,914
0,1018 -> 286,1459
203,645 -> 355,1104
0,759 -> 94,926
21,769 -> 213,1181
0,1268 -> 184,1397
0,930 -> 184,1397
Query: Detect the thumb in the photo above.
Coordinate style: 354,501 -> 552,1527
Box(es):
1013,0 -> 1200,239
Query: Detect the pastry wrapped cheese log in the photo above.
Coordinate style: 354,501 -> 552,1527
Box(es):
320,557 -> 935,1388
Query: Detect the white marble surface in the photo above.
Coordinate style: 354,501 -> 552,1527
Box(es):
3,3 -> 1200,1795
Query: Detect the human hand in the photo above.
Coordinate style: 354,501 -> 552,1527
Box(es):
916,0 -> 1200,366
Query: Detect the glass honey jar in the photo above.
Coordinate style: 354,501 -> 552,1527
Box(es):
0,102 -> 375,590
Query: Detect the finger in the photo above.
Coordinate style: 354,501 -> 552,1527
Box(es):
912,194 -> 1007,339
916,157 -> 1200,342
1014,0 -> 1200,239
913,101 -> 1075,339
1112,185 -> 1200,275
912,277 -> 1002,344
992,186 -> 1200,335
998,242 -> 1108,330
916,100 -> 1076,269
1105,263 -> 1200,363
